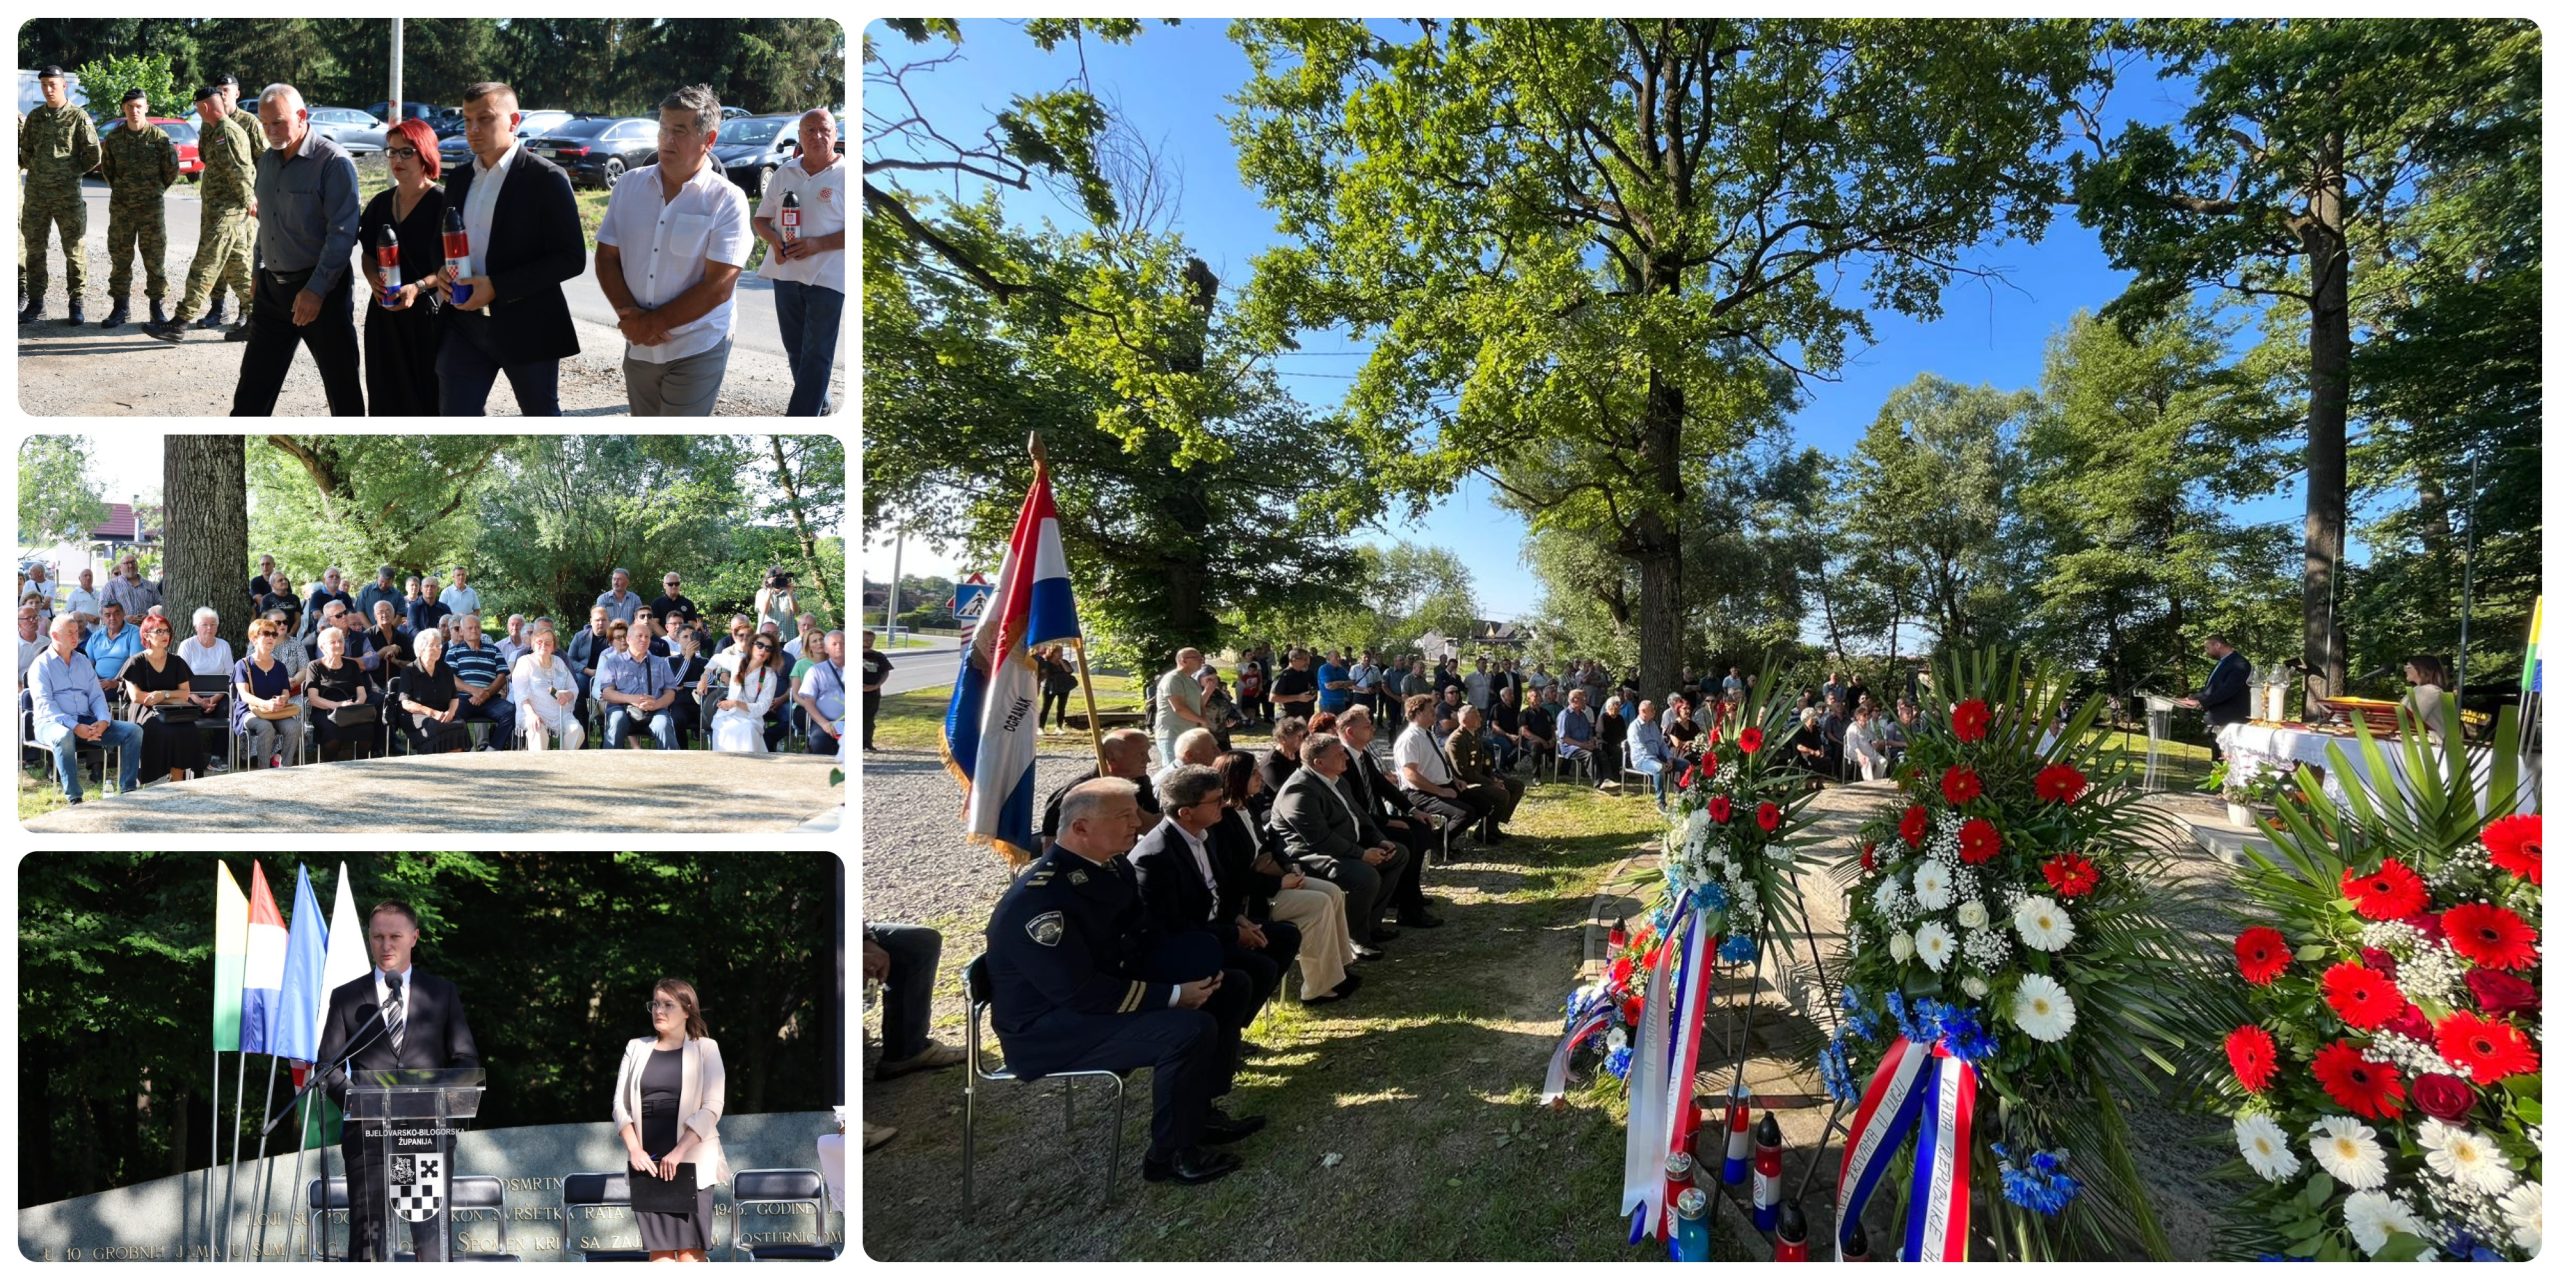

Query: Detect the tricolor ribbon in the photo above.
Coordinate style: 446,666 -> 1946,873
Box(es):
1833,1037 -> 1977,1261
1622,890 -> 1717,1244
1540,995 -> 1619,1105
1654,905 -> 1717,1242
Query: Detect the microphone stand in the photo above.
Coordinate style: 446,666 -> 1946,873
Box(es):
262,1002 -> 390,1139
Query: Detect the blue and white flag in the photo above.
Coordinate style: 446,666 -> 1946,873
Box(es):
942,468 -> 1083,864
274,864 -> 330,1064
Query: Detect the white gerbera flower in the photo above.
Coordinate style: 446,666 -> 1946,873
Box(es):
1961,975 -> 1989,999
1605,1026 -> 1628,1053
1912,859 -> 1953,911
2308,1115 -> 2389,1191
2008,973 -> 2076,1042
2233,1113 -> 2301,1183
2011,895 -> 2077,952
2342,1189 -> 2425,1258
1956,899 -> 1988,930
2418,1117 -> 2517,1196
2500,1181 -> 2540,1257
1888,930 -> 1914,963
1913,920 -> 1956,972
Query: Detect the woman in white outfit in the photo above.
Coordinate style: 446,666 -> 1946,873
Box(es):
709,634 -> 784,753
510,619 -> 587,750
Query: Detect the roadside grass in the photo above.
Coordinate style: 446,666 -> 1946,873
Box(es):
860,778 -> 1688,1261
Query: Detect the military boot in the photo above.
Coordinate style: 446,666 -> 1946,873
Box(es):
196,297 -> 227,330
101,297 -> 129,328
17,299 -> 39,325
149,298 -> 168,326
65,299 -> 85,326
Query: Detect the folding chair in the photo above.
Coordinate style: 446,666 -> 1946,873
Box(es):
725,1168 -> 838,1260
304,1175 -> 349,1260
560,1171 -> 651,1261
961,955 -> 1133,1219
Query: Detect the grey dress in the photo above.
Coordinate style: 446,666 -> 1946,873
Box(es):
635,1047 -> 714,1251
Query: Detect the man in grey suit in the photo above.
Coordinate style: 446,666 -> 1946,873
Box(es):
1268,733 -> 1409,949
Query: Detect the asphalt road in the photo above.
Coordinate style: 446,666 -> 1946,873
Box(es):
877,638 -> 967,695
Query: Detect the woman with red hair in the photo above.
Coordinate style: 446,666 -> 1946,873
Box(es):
357,115 -> 449,414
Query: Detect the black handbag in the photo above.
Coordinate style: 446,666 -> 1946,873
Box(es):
328,703 -> 380,727
150,701 -> 203,726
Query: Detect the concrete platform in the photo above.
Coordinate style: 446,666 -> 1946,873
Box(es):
21,750 -> 843,835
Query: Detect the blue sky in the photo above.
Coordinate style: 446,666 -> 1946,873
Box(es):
863,18 -> 2314,617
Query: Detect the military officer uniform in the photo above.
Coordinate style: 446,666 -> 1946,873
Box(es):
153,88 -> 256,341
20,67 -> 104,325
1444,722 -> 1521,839
204,73 -> 264,329
985,842 -> 1260,1179
98,90 -> 179,327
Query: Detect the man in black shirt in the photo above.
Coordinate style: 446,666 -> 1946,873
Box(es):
1518,687 -> 1557,776
860,629 -> 893,750
649,571 -> 697,625
1267,648 -> 1319,721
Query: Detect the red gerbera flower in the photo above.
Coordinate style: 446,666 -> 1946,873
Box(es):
2034,763 -> 2088,805
2041,852 -> 2099,898
2481,813 -> 2542,886
1951,699 -> 1990,743
1755,801 -> 1782,833
2319,962 -> 2408,1032
2340,858 -> 2428,922
1707,795 -> 1734,824
2442,902 -> 2540,971
2225,1025 -> 2278,1093
2435,1011 -> 2541,1085
1700,750 -> 1719,777
1956,818 -> 2001,864
1707,727 -> 1722,750
1737,726 -> 1765,755
1941,765 -> 1983,807
1899,805 -> 1929,848
2310,1041 -> 2406,1120
2234,926 -> 2291,985
1861,841 -> 1878,873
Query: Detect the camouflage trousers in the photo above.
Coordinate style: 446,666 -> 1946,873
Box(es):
21,184 -> 86,299
172,205 -> 252,327
105,198 -> 169,300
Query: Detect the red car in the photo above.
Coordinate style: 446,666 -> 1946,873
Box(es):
101,116 -> 203,180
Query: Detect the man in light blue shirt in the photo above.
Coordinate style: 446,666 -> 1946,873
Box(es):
794,630 -> 847,755
82,602 -> 142,691
1315,651 -> 1351,715
596,625 -> 679,749
1627,699 -> 1675,811
29,615 -> 142,802
594,568 -> 642,626
437,565 -> 482,619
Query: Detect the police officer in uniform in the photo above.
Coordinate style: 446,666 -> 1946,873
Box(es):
20,65 -> 103,326
986,777 -> 1266,1186
98,89 -> 179,329
146,88 -> 256,344
199,72 -> 264,332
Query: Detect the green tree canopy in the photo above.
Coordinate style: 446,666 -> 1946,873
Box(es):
18,435 -> 110,552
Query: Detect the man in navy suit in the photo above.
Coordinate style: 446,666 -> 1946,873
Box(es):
434,81 -> 585,415
2179,635 -> 2254,762
1129,766 -> 1304,1027
313,900 -> 481,1261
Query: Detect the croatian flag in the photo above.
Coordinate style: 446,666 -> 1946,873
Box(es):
274,865 -> 330,1068
943,467 -> 1083,864
238,862 -> 288,1056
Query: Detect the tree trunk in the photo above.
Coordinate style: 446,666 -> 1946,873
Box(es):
765,436 -> 841,624
1633,371 -> 1686,699
2300,135 -> 2351,700
165,436 -> 251,655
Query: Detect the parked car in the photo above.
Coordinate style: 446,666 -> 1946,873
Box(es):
722,105 -> 752,120
521,115 -> 657,188
305,106 -> 385,154
102,116 -> 203,180
709,114 -> 801,197
436,109 -> 579,163
365,100 -> 441,125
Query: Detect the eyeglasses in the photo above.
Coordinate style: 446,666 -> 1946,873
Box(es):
386,147 -> 420,160
647,1000 -> 681,1015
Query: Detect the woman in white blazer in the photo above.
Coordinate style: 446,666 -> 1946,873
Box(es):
614,979 -> 733,1262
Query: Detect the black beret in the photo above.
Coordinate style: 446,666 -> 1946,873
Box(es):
122,88 -> 147,104
37,65 -> 64,79
215,73 -> 240,87
195,85 -> 222,103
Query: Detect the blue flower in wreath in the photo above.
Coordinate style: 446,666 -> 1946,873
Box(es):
1839,985 -> 1866,1017
1883,990 -> 1908,1033
1939,1004 -> 2000,1063
1818,1038 -> 1859,1102
1604,1044 -> 1634,1079
1993,1144 -> 2082,1216
1693,882 -> 1729,913
1718,934 -> 1757,965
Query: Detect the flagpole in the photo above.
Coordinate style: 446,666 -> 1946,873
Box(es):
283,1089 -> 311,1263
252,1053 -> 280,1260
223,1050 -> 246,1260
205,1051 -> 220,1261
1029,432 -> 1109,776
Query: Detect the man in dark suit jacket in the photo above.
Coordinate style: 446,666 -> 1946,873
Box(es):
2181,635 -> 2254,761
1130,765 -> 1306,1021
435,82 -> 585,415
1268,733 -> 1409,947
1337,708 -> 1443,927
312,900 -> 481,1262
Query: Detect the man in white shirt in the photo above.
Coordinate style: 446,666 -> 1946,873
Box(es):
594,84 -> 753,416
16,604 -> 46,680
63,567 -> 102,630
752,108 -> 845,416
437,564 -> 481,619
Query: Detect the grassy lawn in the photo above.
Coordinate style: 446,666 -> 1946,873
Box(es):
2093,728 -> 2216,793
862,778 -> 1691,1261
19,763 -> 73,822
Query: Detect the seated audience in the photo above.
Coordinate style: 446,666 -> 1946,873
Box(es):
1040,728 -> 1162,844
1268,732 -> 1408,949
305,624 -> 383,762
599,622 -> 682,750
446,613 -> 515,748
392,629 -> 474,755
122,613 -> 210,783
708,633 -> 785,754
795,630 -> 848,755
1211,750 -> 1361,1001
29,614 -> 143,802
510,620 -> 587,751
1131,765 -> 1304,1033
1446,707 -> 1522,840
232,619 -> 308,769
1626,700 -> 1675,811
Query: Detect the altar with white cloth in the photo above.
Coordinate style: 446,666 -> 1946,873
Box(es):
2216,720 -> 2542,819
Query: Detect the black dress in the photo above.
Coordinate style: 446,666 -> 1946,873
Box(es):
123,651 -> 209,779
358,184 -> 449,416
307,658 -> 381,760
667,651 -> 709,742
635,1047 -> 713,1251
393,661 -> 471,754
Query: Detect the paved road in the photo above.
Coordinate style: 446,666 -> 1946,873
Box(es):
877,637 -> 966,695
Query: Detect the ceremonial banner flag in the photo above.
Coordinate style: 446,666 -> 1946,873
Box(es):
305,863 -> 369,1145
212,862 -> 249,1051
943,467 -> 1085,864
238,863 -> 287,1056
2525,594 -> 2543,694
274,865 -> 329,1065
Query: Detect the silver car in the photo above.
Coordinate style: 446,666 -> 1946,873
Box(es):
305,106 -> 386,155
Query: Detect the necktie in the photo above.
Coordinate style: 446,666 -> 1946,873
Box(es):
384,974 -> 407,1059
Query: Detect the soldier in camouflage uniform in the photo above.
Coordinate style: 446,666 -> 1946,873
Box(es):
98,89 -> 179,328
201,72 -> 265,330
146,86 -> 256,343
20,66 -> 104,326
